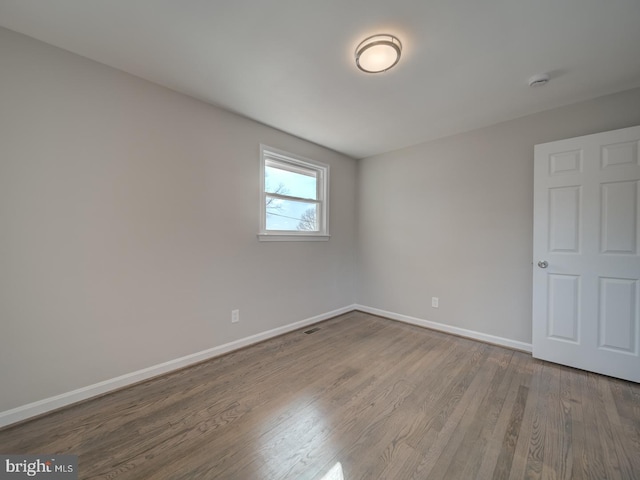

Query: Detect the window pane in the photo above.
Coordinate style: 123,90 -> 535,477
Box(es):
265,165 -> 317,200
265,197 -> 319,231
259,146 -> 329,239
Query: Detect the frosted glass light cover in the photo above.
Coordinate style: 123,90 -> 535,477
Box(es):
355,34 -> 402,73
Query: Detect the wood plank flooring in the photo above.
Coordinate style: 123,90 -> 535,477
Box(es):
1,311 -> 639,479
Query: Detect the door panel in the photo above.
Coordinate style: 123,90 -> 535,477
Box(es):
547,274 -> 580,342
600,181 -> 637,254
598,277 -> 637,354
601,140 -> 638,168
550,150 -> 583,175
549,186 -> 581,252
533,125 -> 640,382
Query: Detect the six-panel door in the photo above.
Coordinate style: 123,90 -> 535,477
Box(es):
533,125 -> 640,382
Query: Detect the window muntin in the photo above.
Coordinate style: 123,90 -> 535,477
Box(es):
259,146 -> 329,241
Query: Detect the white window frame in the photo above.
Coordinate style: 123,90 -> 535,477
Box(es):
258,145 -> 330,242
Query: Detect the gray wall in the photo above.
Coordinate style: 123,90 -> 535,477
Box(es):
3,23 -> 640,415
356,87 -> 640,344
0,27 -> 357,411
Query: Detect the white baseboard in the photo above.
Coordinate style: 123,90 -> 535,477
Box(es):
354,304 -> 532,353
0,305 -> 356,429
0,304 -> 530,429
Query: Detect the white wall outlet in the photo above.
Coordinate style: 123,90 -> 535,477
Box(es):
231,309 -> 239,323
431,297 -> 439,308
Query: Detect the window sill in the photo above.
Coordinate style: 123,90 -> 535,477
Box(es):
257,234 -> 330,242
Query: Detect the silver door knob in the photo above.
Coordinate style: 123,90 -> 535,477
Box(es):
537,261 -> 548,269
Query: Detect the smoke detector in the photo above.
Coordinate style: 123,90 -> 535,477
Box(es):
528,73 -> 550,87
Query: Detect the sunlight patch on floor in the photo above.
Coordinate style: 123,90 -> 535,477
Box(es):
320,462 -> 344,480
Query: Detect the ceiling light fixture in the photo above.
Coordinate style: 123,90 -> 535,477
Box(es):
355,34 -> 402,73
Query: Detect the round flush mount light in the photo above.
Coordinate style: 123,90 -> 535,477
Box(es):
355,34 -> 402,73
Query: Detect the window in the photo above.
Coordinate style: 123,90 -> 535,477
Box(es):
259,145 -> 329,241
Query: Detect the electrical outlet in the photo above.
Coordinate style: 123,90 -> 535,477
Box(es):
231,309 -> 239,323
431,297 -> 439,308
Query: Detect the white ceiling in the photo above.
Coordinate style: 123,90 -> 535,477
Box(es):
1,0 -> 639,159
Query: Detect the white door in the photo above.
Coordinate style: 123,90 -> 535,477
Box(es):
533,125 -> 640,383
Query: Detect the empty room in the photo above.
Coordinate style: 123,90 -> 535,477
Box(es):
1,1 -> 639,479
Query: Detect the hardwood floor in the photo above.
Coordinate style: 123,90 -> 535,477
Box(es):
1,311 -> 639,479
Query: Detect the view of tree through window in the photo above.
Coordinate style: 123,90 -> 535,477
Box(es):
259,146 -> 329,240
265,164 -> 319,231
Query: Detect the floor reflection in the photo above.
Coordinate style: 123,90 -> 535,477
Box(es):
319,462 -> 344,480
255,394 -> 342,478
